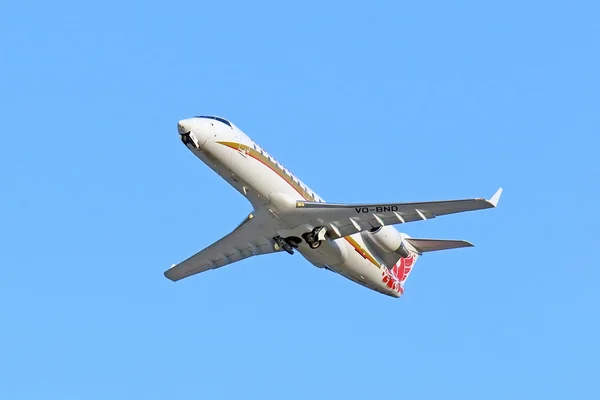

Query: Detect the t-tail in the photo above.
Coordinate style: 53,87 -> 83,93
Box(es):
383,251 -> 420,295
384,235 -> 474,295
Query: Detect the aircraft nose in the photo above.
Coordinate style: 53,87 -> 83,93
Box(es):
177,119 -> 193,134
177,118 -> 209,149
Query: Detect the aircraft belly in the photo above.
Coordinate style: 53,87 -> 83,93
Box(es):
298,236 -> 396,297
334,242 -> 398,297
298,237 -> 349,267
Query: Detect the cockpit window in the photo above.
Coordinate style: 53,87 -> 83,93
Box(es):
195,115 -> 232,128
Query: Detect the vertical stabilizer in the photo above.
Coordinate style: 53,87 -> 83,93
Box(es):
382,252 -> 420,295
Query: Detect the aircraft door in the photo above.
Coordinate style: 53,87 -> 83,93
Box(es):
234,129 -> 250,158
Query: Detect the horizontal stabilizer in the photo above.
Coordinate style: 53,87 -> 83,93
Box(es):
406,238 -> 474,253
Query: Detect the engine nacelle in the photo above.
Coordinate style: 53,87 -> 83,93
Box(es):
362,226 -> 411,258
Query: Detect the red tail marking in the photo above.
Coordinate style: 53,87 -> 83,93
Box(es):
382,254 -> 416,295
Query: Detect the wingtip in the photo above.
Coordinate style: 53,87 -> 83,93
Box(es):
164,264 -> 178,282
489,187 -> 503,207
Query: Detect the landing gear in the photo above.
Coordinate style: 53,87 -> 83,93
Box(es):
180,131 -> 200,149
180,131 -> 191,145
302,226 -> 327,250
275,228 -> 327,253
308,240 -> 321,249
273,236 -> 295,255
286,237 -> 301,249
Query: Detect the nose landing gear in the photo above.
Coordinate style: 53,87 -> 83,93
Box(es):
180,131 -> 200,149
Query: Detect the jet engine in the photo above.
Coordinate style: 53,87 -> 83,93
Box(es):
362,226 -> 411,258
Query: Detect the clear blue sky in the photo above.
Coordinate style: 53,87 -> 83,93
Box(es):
1,0 -> 599,398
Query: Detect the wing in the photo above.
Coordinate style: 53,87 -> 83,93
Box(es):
164,213 -> 279,282
293,188 -> 503,238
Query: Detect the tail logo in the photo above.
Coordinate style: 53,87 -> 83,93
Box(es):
381,254 -> 416,295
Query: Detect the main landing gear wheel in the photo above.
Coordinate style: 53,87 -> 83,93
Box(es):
308,240 -> 321,249
302,226 -> 327,250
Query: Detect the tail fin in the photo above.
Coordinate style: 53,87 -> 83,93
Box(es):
383,237 -> 472,295
383,252 -> 420,295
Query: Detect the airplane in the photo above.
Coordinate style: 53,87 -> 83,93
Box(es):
164,115 -> 502,298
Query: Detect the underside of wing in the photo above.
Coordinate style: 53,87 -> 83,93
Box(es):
292,188 -> 502,238
164,213 -> 279,282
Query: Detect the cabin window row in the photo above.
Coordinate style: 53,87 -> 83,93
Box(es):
251,143 -> 322,202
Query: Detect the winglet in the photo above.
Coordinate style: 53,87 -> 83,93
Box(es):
488,187 -> 503,207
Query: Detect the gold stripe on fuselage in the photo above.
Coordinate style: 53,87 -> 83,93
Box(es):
217,141 -> 382,269
218,141 -> 314,201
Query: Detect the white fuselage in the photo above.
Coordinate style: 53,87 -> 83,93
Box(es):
178,117 -> 406,297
